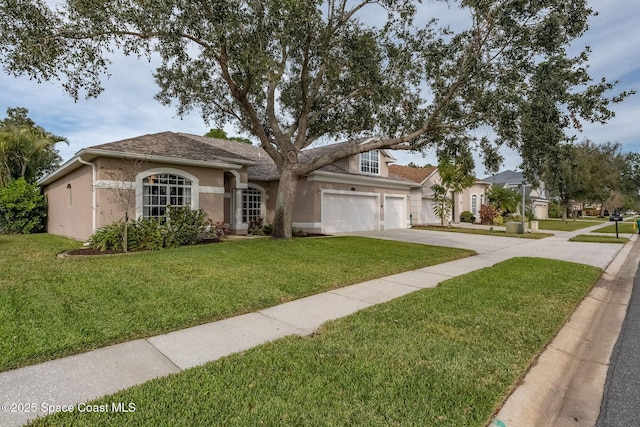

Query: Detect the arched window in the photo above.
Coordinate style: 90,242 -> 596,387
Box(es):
471,194 -> 478,215
242,187 -> 262,223
142,173 -> 192,219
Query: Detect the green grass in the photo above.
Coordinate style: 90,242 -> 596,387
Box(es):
31,258 -> 601,427
0,234 -> 473,372
591,222 -> 636,234
569,235 -> 629,244
535,219 -> 602,231
413,225 -> 552,239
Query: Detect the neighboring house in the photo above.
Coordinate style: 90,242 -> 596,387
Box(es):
388,165 -> 491,224
39,132 -> 417,240
482,170 -> 550,219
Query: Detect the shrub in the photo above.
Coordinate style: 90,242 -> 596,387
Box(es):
262,223 -> 273,235
479,204 -> 498,225
0,178 -> 46,234
460,210 -> 475,223
493,215 -> 504,226
88,221 -> 127,251
129,217 -> 165,251
248,217 -> 264,235
164,206 -> 214,247
89,207 -> 219,252
549,202 -> 563,218
212,221 -> 228,239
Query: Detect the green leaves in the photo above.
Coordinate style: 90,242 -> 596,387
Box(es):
0,177 -> 46,233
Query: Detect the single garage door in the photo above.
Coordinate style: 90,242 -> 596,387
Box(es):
322,191 -> 379,233
384,195 -> 406,230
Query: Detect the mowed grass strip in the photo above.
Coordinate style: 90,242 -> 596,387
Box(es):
570,235 -> 629,244
0,234 -> 473,372
31,258 -> 601,427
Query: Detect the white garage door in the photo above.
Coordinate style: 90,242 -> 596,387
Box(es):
322,191 -> 379,233
384,195 -> 406,230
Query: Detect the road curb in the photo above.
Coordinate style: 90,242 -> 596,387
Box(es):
491,235 -> 640,426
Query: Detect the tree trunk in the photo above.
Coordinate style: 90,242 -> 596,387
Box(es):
272,166 -> 299,239
562,202 -> 568,222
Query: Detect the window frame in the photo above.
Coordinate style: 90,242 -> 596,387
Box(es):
242,186 -> 263,224
360,150 -> 380,175
136,168 -> 199,220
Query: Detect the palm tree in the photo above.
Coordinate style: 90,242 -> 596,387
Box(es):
0,124 -> 66,184
486,186 -> 519,214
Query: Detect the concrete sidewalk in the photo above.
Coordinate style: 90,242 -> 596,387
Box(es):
0,223 -> 633,426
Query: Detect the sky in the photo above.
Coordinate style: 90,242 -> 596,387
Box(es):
0,1 -> 638,178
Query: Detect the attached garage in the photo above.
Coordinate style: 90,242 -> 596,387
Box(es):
321,191 -> 379,233
384,195 -> 407,230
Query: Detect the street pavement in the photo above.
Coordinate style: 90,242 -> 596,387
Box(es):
596,249 -> 640,427
0,222 -> 634,426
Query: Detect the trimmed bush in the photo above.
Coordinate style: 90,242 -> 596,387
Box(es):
460,210 -> 475,223
89,207 -> 219,252
0,178 -> 46,234
164,206 -> 214,247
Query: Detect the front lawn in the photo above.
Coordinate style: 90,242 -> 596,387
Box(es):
535,219 -> 603,231
592,222 -> 636,234
0,234 -> 473,372
32,258 -> 601,427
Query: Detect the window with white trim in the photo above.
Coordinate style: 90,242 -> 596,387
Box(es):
242,187 -> 262,223
471,194 -> 478,215
142,173 -> 192,219
360,150 -> 380,174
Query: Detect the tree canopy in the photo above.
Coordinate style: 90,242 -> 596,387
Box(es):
0,107 -> 66,185
0,0 -> 631,237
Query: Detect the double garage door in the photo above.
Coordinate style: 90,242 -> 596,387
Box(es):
321,191 -> 406,233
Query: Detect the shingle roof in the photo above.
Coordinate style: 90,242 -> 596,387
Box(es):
388,165 -> 437,183
91,131 -> 254,164
84,131 -> 413,183
482,170 -> 524,185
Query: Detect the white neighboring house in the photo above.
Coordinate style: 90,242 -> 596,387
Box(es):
482,170 -> 550,219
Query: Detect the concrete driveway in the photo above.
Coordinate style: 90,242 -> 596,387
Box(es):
343,225 -> 626,270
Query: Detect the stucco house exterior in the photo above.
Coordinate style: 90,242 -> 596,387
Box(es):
388,165 -> 491,224
40,132 -> 417,240
482,170 -> 550,219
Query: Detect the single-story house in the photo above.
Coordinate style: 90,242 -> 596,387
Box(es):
481,170 -> 550,219
39,132 -> 418,240
388,165 -> 491,224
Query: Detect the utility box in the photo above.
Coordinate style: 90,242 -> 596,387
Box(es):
530,220 -> 539,233
506,222 -> 525,234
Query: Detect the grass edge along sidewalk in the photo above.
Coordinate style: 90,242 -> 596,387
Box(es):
31,257 -> 601,427
0,234 -> 473,373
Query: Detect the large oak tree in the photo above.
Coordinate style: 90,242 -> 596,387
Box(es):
0,0 -> 630,237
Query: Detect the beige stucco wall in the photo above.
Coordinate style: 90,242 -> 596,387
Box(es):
93,159 -> 226,229
457,183 -> 491,222
45,157 -> 233,240
43,165 -> 94,241
346,151 -> 391,177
